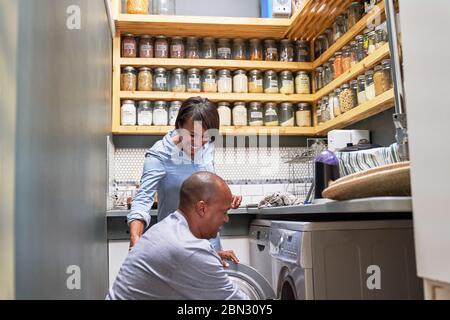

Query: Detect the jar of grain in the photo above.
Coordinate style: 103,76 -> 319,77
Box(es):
137,100 -> 153,126
248,70 -> 263,93
333,88 -> 342,117
202,37 -> 216,59
202,69 -> 218,93
248,102 -> 264,126
170,37 -> 185,59
365,70 -> 376,100
264,70 -> 279,94
218,102 -> 232,126
279,39 -> 294,62
126,0 -> 149,14
249,39 -> 262,61
376,29 -> 387,49
138,67 -> 153,91
153,101 -> 168,126
339,83 -> 357,113
264,103 -> 279,126
217,69 -> 232,93
296,103 -> 311,127
121,100 -> 137,125
187,68 -> 201,93
279,103 -> 295,127
382,59 -> 393,91
169,101 -> 181,126
122,33 -> 137,58
367,31 -> 377,55
139,35 -> 153,58
153,67 -> 168,91
154,36 -> 169,58
121,66 -> 137,91
233,70 -> 248,93
280,71 -> 294,95
217,38 -> 232,60
373,65 -> 384,96
170,68 -> 186,92
186,37 -> 200,59
232,38 -> 247,60
357,75 -> 367,105
233,102 -> 247,126
264,39 -> 278,61
295,71 -> 311,94
295,40 -> 310,62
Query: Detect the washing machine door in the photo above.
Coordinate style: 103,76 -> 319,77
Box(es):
225,262 -> 276,300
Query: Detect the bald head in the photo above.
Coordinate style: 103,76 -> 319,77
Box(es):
179,172 -> 230,210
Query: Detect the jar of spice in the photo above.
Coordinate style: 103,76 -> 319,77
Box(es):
333,88 -> 342,117
264,70 -> 279,94
367,31 -> 377,55
122,33 -> 137,58
155,36 -> 169,58
376,29 -> 387,49
217,69 -> 232,93
169,101 -> 181,126
355,35 -> 366,62
279,39 -> 294,62
137,100 -> 153,126
126,0 -> 149,14
153,67 -> 168,91
218,102 -> 232,126
248,70 -> 263,93
121,66 -> 137,91
202,69 -> 217,93
170,37 -> 185,59
373,65 -> 384,96
339,83 -> 356,113
187,68 -> 201,93
334,51 -> 343,78
264,103 -> 279,126
138,67 -> 153,91
121,100 -> 136,125
315,67 -> 324,91
295,40 -> 310,62
365,70 -> 376,100
233,102 -> 247,126
264,39 -> 278,61
202,37 -> 216,59
232,38 -> 247,60
170,68 -> 186,92
153,101 -> 168,126
295,71 -> 311,94
139,35 -> 153,58
279,103 -> 295,127
328,93 -> 335,119
357,75 -> 367,105
349,41 -> 358,66
248,102 -> 264,126
342,46 -> 352,72
217,38 -> 232,59
233,70 -> 248,93
382,59 -> 393,90
186,37 -> 200,59
280,71 -> 294,94
296,103 -> 311,127
249,39 -> 262,61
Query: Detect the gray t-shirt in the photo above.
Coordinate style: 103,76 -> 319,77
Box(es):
107,211 -> 248,300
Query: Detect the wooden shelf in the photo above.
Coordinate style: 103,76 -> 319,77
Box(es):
119,58 -> 313,72
114,125 -> 316,136
315,89 -> 395,135
315,43 -> 390,99
119,91 -> 316,103
313,1 -> 386,68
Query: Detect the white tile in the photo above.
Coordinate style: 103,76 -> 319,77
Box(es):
240,184 -> 264,196
263,184 -> 284,195
251,196 -> 263,205
228,185 -> 241,195
241,196 -> 252,206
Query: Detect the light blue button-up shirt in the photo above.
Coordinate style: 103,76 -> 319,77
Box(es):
127,129 -> 221,251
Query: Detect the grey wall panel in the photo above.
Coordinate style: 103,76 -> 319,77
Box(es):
348,109 -> 396,146
174,0 -> 260,17
14,0 -> 111,299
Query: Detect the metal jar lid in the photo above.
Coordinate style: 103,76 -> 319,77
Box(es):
155,35 -> 167,40
171,36 -> 183,41
170,101 -> 182,108
234,69 -> 246,75
188,68 -> 200,74
249,102 -> 262,108
203,68 -> 216,74
123,33 -> 135,38
154,67 -> 167,73
122,100 -> 135,105
280,39 -> 292,45
140,35 -> 152,39
218,102 -> 230,107
122,66 -> 136,73
265,102 -> 277,108
280,102 -> 293,109
234,102 -> 246,107
154,101 -> 167,108
297,102 -> 311,110
342,83 -> 350,89
249,69 -> 262,76
265,70 -> 277,76
280,70 -> 293,77
172,68 -> 184,73
139,67 -> 152,72
138,100 -> 152,107
297,70 -> 308,76
218,69 -> 231,76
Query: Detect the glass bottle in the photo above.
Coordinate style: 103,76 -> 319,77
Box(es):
154,36 -> 169,58
279,103 -> 295,127
233,70 -> 248,93
218,102 -> 232,126
295,71 -> 311,94
328,58 -> 335,81
232,102 -> 247,126
217,69 -> 232,93
279,71 -> 294,95
264,39 -> 278,61
295,40 -> 310,62
187,68 -> 201,93
138,67 -> 153,91
186,37 -> 200,59
249,38 -> 263,61
263,70 -> 279,94
264,103 -> 279,126
279,39 -> 294,62
170,68 -> 186,92
121,66 -> 137,91
248,102 -> 264,126
217,38 -> 232,59
169,101 -> 181,126
248,70 -> 263,94
153,67 -> 168,91
170,36 -> 185,59
122,33 -> 137,58
232,38 -> 247,60
121,100 -> 136,125
137,100 -> 153,126
202,37 -> 216,59
296,103 -> 311,127
153,101 -> 169,126
202,68 -> 217,93
139,35 -> 153,58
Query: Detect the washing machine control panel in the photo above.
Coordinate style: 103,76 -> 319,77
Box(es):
269,228 -> 303,264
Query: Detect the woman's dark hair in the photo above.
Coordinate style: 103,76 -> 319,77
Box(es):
175,97 -> 220,131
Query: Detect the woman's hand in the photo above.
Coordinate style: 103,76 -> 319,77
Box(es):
218,250 -> 240,268
231,195 -> 242,209
129,219 -> 145,250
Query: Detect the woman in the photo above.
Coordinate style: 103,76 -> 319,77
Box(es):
128,97 -> 242,264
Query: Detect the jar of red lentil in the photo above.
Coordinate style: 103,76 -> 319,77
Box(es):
139,35 -> 153,58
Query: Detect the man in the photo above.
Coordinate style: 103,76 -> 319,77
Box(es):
107,172 -> 249,300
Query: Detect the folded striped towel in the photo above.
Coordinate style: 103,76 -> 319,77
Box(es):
258,192 -> 303,209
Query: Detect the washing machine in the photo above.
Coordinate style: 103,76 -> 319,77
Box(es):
270,219 -> 423,300
248,219 -> 273,290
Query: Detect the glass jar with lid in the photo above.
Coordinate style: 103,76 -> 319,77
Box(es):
170,37 -> 185,58
279,39 -> 294,62
382,59 -> 393,90
153,0 -> 175,15
137,100 -> 153,126
217,38 -> 232,59
264,39 -> 278,61
324,28 -> 334,46
170,68 -> 186,92
295,71 -> 311,94
373,65 -> 384,96
296,103 -> 311,127
355,35 -> 366,61
126,0 -> 149,14
365,70 -> 375,100
153,67 -> 168,91
342,46 -> 352,72
154,36 -> 169,58
328,93 -> 335,119
187,68 -> 201,93
138,67 -> 153,91
122,33 -> 137,58
202,37 -> 216,59
248,70 -> 263,93
339,83 -> 357,113
348,1 -> 363,29
376,29 -> 387,49
334,51 -> 343,78
264,103 -> 279,126
349,41 -> 358,66
279,103 -> 295,127
279,71 -> 294,95
321,97 -> 330,122
249,39 -> 262,61
333,15 -> 347,42
217,69 -> 232,93
169,101 -> 181,126
232,38 -> 247,60
202,69 -> 217,93
315,67 -> 324,91
314,35 -> 329,58
153,101 -> 169,126
248,102 -> 264,126
232,102 -> 247,126
350,80 -> 359,106
121,100 -> 137,125
139,35 -> 153,58
295,40 -> 310,62
186,37 -> 200,59
218,102 -> 232,126
121,66 -> 137,91
323,63 -> 333,86
357,75 -> 367,105
328,58 -> 335,80
367,31 -> 377,55
317,100 -> 323,124
233,70 -> 248,93
263,70 -> 279,94
333,88 -> 341,117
